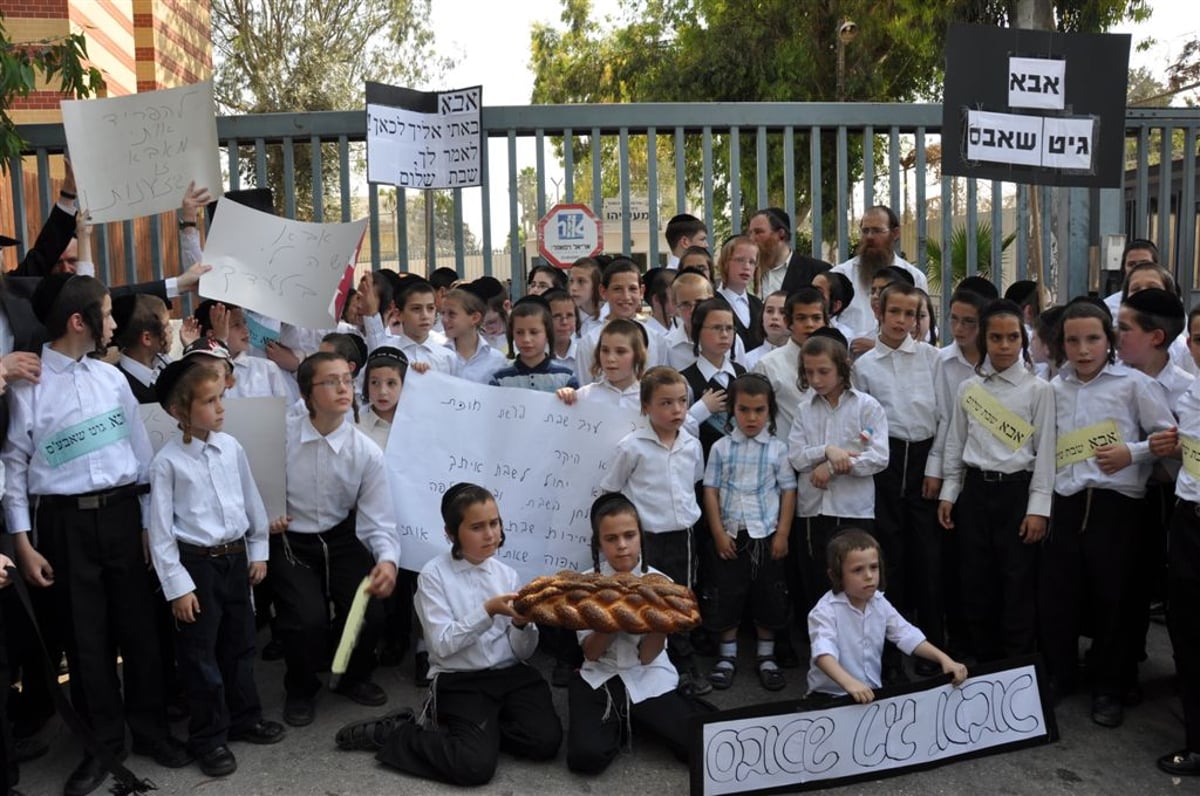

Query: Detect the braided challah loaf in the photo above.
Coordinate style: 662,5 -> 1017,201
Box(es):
513,570 -> 701,634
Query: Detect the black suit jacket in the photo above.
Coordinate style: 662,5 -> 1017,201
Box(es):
780,250 -> 833,296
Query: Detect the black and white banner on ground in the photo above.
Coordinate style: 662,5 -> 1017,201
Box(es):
689,657 -> 1057,795
365,82 -> 483,190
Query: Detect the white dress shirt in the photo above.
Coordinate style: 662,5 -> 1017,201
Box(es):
3,346 -> 154,533
1154,361 -> 1194,415
831,254 -> 926,338
574,378 -> 642,413
851,334 -> 941,447
938,360 -> 1056,517
356,405 -> 392,452
1173,378 -> 1200,503
686,354 -> 739,426
148,432 -> 269,601
575,320 -> 666,386
416,551 -> 538,677
806,589 -> 925,695
600,424 -> 703,533
284,415 -> 400,566
644,316 -> 673,339
117,353 -> 160,390
717,286 -> 752,329
743,340 -> 780,371
364,315 -> 458,375
787,388 -> 890,519
228,352 -> 299,402
577,561 -> 678,702
664,323 -> 746,372
760,260 -> 788,298
551,336 -> 580,376
751,338 -> 810,442
1051,363 -> 1174,499
450,334 -> 507,384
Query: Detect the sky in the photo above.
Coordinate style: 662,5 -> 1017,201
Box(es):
424,0 -> 1198,251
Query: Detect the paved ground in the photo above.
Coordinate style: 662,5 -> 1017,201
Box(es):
15,621 -> 1196,795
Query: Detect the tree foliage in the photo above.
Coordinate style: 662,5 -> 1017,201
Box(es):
530,0 -> 1150,240
0,10 -> 104,170
211,0 -> 452,220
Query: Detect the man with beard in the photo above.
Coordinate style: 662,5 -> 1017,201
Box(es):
831,206 -> 926,338
747,208 -> 830,297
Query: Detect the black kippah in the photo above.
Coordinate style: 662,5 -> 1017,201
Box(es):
808,326 -> 849,348
1123,287 -> 1184,321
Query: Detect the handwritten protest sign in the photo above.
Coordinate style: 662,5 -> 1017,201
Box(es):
199,198 -> 368,329
61,82 -> 222,223
386,372 -> 641,583
139,397 -> 287,520
366,82 -> 483,189
691,658 -> 1055,795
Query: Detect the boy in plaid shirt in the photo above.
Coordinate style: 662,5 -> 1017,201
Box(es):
700,374 -> 797,691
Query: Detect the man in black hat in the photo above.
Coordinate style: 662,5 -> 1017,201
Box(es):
747,207 -> 831,297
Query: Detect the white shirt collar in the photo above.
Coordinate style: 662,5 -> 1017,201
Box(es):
118,353 -> 157,387
298,415 -> 353,452
696,354 -> 737,383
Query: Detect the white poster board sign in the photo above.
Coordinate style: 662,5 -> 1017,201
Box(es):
965,110 -> 1044,167
1007,57 -> 1066,110
139,397 -> 287,520
61,81 -> 222,223
692,660 -> 1055,795
1041,116 -> 1096,170
386,372 -> 641,583
199,198 -> 367,329
366,82 -> 482,189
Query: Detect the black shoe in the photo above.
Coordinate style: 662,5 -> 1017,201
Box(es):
678,667 -> 713,697
333,679 -> 388,707
131,735 -> 192,768
228,719 -> 286,745
197,744 -> 237,777
774,637 -> 800,669
552,659 -> 573,688
261,638 -> 285,662
12,735 -> 48,763
414,651 -> 430,687
1092,694 -> 1124,728
913,658 -> 942,678
64,755 -> 110,796
335,708 -> 415,752
284,695 -> 316,727
1158,749 -> 1200,776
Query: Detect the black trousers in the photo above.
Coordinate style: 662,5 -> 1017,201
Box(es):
377,664 -> 561,786
642,531 -> 695,665
1133,480 -> 1173,654
36,493 -> 167,754
174,549 -> 263,754
269,515 -> 382,698
957,470 -> 1038,662
566,673 -> 704,774
1038,488 -> 1141,696
1167,499 -> 1200,752
798,515 -> 874,616
874,437 -> 943,646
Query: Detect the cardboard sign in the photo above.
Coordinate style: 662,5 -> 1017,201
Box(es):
61,82 -> 222,223
366,82 -> 483,189
691,658 -> 1056,795
199,197 -> 368,329
385,371 -> 641,583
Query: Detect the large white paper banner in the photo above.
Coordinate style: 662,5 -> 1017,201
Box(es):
386,371 -> 641,583
199,198 -> 368,329
61,82 -> 222,223
965,110 -> 1044,167
366,83 -> 482,189
694,660 -> 1054,795
1041,116 -> 1096,170
1008,57 -> 1066,110
139,397 -> 287,520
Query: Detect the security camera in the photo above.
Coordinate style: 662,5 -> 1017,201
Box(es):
839,20 -> 858,43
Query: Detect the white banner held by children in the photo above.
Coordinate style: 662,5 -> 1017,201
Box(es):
139,397 -> 287,520
366,82 -> 483,190
386,372 -> 641,583
199,198 -> 368,329
691,658 -> 1056,795
61,81 -> 222,223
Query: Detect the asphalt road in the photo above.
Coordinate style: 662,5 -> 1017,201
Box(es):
15,621 -> 1194,795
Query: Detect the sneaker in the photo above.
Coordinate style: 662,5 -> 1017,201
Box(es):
335,708 -> 415,752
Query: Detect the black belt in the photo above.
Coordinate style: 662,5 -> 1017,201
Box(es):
178,539 -> 247,558
35,482 -> 149,511
966,466 -> 1032,484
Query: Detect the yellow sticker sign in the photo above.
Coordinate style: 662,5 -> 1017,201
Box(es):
1055,419 -> 1122,469
962,383 -> 1035,452
1181,435 -> 1200,479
